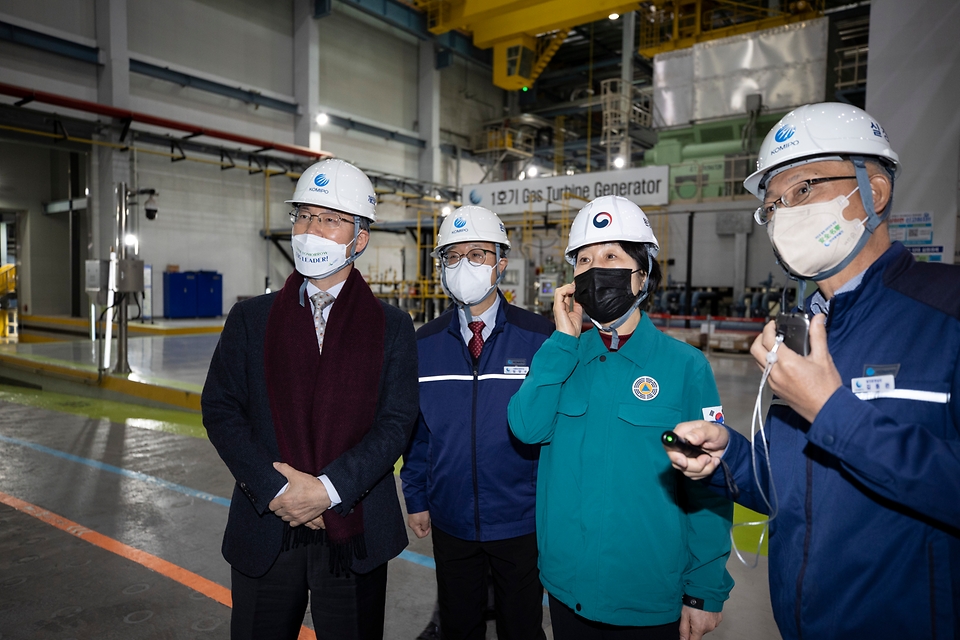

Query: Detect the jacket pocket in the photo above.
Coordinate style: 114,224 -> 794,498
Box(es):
557,394 -> 588,417
617,402 -> 682,429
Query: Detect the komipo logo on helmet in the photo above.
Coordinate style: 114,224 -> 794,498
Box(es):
434,206 -> 511,256
744,102 -> 901,198
774,124 -> 795,143
469,190 -> 482,205
286,158 -> 377,222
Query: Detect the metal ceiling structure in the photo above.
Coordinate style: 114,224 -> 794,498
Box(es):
0,0 -> 872,185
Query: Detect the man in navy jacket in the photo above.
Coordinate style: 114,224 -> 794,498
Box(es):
402,205 -> 553,640
666,104 -> 960,639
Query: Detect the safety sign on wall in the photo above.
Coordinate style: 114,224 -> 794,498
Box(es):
888,212 -> 942,262
462,166 -> 670,215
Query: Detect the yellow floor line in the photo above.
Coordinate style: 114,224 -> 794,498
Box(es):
0,353 -> 201,412
21,315 -> 223,336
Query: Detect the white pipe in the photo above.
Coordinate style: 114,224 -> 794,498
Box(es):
103,250 -> 117,371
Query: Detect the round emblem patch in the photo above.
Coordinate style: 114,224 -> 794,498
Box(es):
632,376 -> 659,401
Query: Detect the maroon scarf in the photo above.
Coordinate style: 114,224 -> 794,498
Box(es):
264,268 -> 385,574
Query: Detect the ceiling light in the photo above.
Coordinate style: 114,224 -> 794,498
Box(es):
565,167 -> 575,176
613,156 -> 626,169
441,205 -> 452,216
609,13 -> 620,20
518,171 -> 526,181
527,165 -> 538,178
315,112 -> 329,126
124,233 -> 137,246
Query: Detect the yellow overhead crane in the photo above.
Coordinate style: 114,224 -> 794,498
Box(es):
638,0 -> 823,58
411,0 -> 645,91
411,0 -> 823,91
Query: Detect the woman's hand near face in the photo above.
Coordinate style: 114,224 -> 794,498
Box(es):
553,283 -> 583,337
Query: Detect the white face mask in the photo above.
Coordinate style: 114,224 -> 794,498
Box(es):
443,263 -> 495,306
291,233 -> 352,279
768,187 -> 863,280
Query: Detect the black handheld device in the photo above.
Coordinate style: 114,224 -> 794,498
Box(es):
661,431 -> 708,458
776,312 -> 811,356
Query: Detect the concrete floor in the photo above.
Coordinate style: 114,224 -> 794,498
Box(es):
0,332 -> 781,640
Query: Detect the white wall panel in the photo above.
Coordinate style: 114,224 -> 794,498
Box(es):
0,41 -> 98,102
319,128 -> 420,185
127,0 -> 294,97
132,151 -> 292,316
128,74 -> 296,146
866,0 -> 960,263
654,18 -> 827,127
0,1 -> 96,40
439,57 -> 502,140
315,6 -> 418,132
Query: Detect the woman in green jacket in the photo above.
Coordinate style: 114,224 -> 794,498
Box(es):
508,195 -> 733,640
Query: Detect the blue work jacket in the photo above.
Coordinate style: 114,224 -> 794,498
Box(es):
715,242 -> 960,639
401,293 -> 553,541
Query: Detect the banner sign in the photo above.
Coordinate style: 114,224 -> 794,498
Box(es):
888,212 -> 933,246
462,166 -> 670,215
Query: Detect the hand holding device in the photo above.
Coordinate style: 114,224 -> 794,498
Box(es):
662,430 -> 709,458
776,312 -> 811,355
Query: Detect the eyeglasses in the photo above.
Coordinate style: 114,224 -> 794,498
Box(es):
290,209 -> 353,229
441,248 -> 496,268
754,176 -> 857,225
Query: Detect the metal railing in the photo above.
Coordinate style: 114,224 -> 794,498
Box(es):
835,44 -> 868,91
471,126 -> 535,157
668,154 -> 757,202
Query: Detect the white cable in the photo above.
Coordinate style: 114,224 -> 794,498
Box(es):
730,334 -> 782,568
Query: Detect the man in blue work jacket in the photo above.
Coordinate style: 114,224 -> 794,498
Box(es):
666,103 -> 960,640
402,205 -> 553,640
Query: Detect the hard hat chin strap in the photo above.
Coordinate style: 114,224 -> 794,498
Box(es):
311,218 -> 365,280
776,155 -> 892,283
592,253 -> 653,350
804,156 -> 883,281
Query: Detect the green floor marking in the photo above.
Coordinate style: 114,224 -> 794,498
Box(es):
0,383 -> 205,438
732,504 -> 769,557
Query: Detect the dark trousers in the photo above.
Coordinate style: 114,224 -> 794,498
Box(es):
432,526 -> 545,640
230,543 -> 388,640
548,595 -> 680,640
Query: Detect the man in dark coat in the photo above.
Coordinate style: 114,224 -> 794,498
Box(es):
202,158 -> 418,640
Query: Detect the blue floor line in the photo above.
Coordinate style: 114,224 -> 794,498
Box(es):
0,433 -> 231,507
0,433 -> 451,575
398,549 -> 436,570
1,432 -> 552,605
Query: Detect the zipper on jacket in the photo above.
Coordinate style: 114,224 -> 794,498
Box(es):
795,456 -> 813,639
929,542 -> 938,639
471,359 -> 481,540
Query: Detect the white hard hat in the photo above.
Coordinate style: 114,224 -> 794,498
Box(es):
287,158 -> 377,221
744,102 -> 901,197
434,206 -> 510,255
565,195 -> 659,265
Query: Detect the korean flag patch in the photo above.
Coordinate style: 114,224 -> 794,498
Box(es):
702,406 -> 724,424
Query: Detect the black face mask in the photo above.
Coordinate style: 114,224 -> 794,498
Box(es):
574,267 -> 640,324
